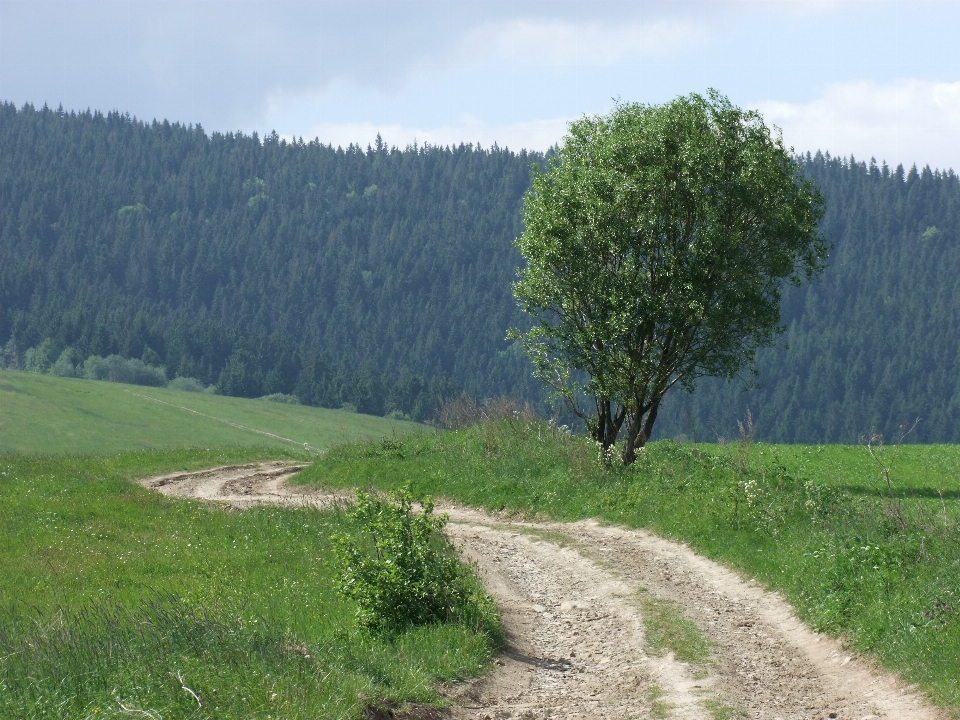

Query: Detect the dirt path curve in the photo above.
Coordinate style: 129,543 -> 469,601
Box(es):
140,462 -> 943,720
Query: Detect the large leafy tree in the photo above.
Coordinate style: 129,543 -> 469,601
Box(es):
511,91 -> 827,464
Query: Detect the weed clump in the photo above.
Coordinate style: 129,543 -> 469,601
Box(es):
333,486 -> 500,639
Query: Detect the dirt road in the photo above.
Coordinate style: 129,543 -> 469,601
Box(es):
140,462 -> 942,720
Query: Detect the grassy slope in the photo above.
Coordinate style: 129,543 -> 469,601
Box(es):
0,449 -> 496,719
0,374 -> 494,719
0,368 -> 417,455
296,420 -> 960,712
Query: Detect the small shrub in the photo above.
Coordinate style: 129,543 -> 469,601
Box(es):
82,354 -> 167,386
596,440 -> 624,468
24,339 -> 56,373
77,355 -> 167,387
437,393 -> 483,429
168,375 -> 208,392
332,487 -> 497,636
259,392 -> 300,404
113,355 -> 167,386
50,348 -> 79,377
83,354 -> 110,380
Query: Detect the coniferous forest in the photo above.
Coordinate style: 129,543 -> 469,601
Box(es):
2,102 -> 959,442
654,153 -> 960,444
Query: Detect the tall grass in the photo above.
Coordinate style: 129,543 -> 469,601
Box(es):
0,448 -> 498,719
297,419 -> 960,710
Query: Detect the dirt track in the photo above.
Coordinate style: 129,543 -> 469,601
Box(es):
140,462 -> 943,720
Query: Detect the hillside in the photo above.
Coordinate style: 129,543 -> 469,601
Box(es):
0,368 -> 418,455
2,102 -> 959,442
655,156 -> 960,443
0,102 -> 539,421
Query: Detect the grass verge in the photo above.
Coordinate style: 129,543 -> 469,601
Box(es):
0,448 -> 499,719
295,419 -> 960,711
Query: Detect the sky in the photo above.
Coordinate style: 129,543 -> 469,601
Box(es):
2,0 -> 959,171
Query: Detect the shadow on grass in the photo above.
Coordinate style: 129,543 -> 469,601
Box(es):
834,485 -> 960,500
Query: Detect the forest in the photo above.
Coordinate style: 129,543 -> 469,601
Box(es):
2,101 -> 958,441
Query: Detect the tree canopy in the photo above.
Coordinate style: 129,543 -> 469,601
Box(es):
511,92 -> 827,463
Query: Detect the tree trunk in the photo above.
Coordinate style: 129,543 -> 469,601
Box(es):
620,411 -> 644,465
621,396 -> 662,465
588,396 -> 628,456
591,398 -> 610,445
638,397 -> 661,447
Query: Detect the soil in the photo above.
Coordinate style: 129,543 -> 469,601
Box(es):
140,462 -> 945,720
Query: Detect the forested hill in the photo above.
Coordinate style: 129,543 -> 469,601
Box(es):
2,102 -> 959,442
0,102 -> 540,420
655,155 -> 960,444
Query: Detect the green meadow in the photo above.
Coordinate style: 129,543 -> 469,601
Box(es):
298,419 -> 960,712
0,372 -> 497,719
4,370 -> 960,715
0,368 -> 417,455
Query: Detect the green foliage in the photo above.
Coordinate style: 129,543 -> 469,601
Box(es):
333,486 -> 499,639
4,101 -> 960,441
168,375 -> 214,392
0,450 -> 497,718
50,347 -> 81,377
260,392 -> 300,403
20,344 -> 169,386
512,91 -> 827,462
656,155 -> 960,444
298,420 -> 960,710
23,338 -> 55,373
82,353 -> 168,386
703,699 -> 749,720
0,102 -> 540,420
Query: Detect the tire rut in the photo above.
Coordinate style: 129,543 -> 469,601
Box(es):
138,463 -> 944,720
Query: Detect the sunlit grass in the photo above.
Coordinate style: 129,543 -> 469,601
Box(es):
636,591 -> 713,666
0,368 -> 419,455
0,448 -> 498,719
298,420 -> 960,711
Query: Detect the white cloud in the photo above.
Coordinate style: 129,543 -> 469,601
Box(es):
299,117 -> 572,153
461,18 -> 704,66
757,80 -> 960,172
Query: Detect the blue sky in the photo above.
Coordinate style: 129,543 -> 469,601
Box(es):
2,0 -> 959,170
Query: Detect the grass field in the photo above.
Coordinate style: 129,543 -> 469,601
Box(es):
0,373 -> 496,719
6,371 -> 958,713
0,368 -> 418,455
0,448 -> 499,719
297,419 -> 960,712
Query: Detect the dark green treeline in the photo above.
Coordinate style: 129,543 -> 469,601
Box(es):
655,154 -> 960,444
2,102 -> 959,441
0,102 -> 540,420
